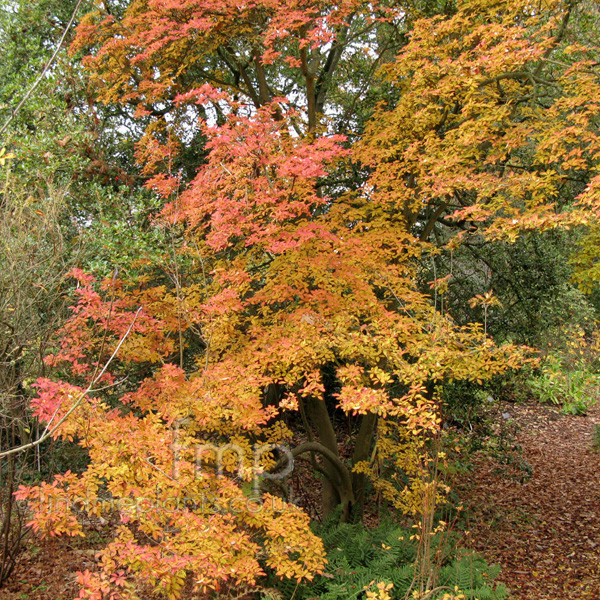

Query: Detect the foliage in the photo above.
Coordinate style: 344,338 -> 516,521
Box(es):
13,136 -> 525,596
525,323 -> 600,415
440,381 -> 496,433
0,0 -> 169,588
354,419 -> 451,518
360,0 -> 600,245
7,0 -> 600,597
422,231 -> 597,348
267,516 -> 508,600
527,353 -> 599,415
0,139 -> 80,586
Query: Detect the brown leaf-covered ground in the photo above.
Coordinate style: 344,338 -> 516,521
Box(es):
3,401 -> 600,599
1,534 -> 101,600
458,401 -> 600,599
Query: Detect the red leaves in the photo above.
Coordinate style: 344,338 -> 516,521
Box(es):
162,103 -> 347,252
46,271 -> 176,375
30,378 -> 84,426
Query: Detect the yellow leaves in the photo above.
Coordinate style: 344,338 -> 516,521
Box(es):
258,500 -> 327,581
165,571 -> 186,600
337,386 -> 391,416
0,147 -> 15,166
357,419 -> 450,518
428,274 -> 451,295
468,290 -> 502,309
262,420 -> 293,443
365,581 -> 394,600
571,224 -> 600,293
360,0 -> 600,251
119,333 -> 164,364
369,366 -> 392,386
437,588 -> 466,600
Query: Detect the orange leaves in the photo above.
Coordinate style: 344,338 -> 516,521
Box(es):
71,0 -> 388,130
15,471 -> 88,538
19,372 -> 325,598
360,0 -> 600,245
336,386 -> 393,416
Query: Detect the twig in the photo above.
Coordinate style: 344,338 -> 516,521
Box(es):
0,308 -> 141,459
0,0 -> 84,138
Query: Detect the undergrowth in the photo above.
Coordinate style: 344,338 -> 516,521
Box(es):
265,515 -> 508,600
527,354 -> 599,415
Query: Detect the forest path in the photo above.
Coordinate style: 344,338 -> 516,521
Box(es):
461,401 -> 600,599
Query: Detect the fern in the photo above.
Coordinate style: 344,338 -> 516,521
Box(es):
265,518 -> 508,600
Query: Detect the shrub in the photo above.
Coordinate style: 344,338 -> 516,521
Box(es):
527,353 -> 599,415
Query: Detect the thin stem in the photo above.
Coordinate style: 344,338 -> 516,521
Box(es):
0,0 -> 84,139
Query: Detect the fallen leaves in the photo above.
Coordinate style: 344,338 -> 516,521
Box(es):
458,401 -> 600,599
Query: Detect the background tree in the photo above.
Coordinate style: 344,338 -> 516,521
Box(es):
360,0 -> 600,351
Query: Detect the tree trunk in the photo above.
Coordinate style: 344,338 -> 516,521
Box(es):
304,396 -> 345,517
351,413 -> 377,521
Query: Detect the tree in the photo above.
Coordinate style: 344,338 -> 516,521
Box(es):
359,0 -> 600,244
18,0 -> 600,598
14,93 -> 527,593
10,1 -> 536,598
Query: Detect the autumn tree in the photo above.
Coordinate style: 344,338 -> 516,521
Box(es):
357,0 -> 600,376
361,0 -> 600,245
15,0 -> 600,597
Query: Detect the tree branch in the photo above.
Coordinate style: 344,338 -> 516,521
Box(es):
315,19 -> 352,113
0,0 -> 84,139
0,308 -> 142,459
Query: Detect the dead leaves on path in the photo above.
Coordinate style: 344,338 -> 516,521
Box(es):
459,402 -> 600,600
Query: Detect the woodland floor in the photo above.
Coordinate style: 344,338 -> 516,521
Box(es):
458,401 -> 600,599
2,401 -> 600,600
